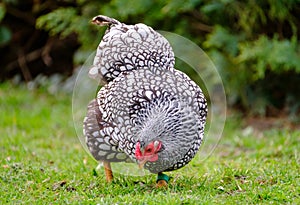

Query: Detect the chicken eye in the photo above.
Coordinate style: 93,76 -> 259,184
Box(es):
145,148 -> 152,153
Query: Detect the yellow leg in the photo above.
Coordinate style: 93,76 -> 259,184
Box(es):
103,161 -> 113,182
156,180 -> 168,188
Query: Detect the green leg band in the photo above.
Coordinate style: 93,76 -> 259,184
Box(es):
156,173 -> 170,183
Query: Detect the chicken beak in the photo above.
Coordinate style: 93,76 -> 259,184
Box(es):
138,158 -> 148,169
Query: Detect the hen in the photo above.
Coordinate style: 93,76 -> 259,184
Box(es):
83,15 -> 207,187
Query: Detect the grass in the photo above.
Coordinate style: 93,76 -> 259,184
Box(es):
0,82 -> 299,204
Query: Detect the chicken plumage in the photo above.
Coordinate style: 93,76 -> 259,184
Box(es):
83,15 -> 207,186
89,15 -> 175,83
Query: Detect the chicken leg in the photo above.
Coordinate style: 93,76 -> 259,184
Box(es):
103,161 -> 113,182
156,172 -> 169,188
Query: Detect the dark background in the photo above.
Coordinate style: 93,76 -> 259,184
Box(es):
0,0 -> 299,120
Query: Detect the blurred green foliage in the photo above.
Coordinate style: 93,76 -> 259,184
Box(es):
2,0 -> 300,116
0,3 -> 12,46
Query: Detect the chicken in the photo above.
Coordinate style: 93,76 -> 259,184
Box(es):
83,15 -> 207,187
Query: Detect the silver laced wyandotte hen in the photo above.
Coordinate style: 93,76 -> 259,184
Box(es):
83,15 -> 208,188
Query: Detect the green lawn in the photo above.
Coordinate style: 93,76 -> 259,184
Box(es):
0,83 -> 299,204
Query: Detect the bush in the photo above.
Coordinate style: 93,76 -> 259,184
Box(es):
1,0 -> 299,116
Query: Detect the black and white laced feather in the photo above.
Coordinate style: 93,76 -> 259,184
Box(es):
88,15 -> 175,83
84,15 -> 207,173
